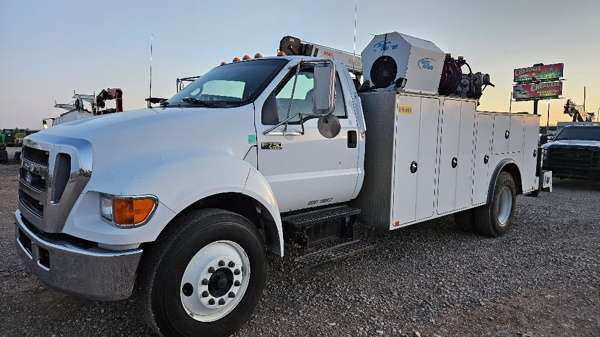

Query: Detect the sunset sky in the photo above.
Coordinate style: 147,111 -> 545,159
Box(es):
1,0 -> 599,129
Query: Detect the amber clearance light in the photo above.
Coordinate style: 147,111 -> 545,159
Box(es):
101,194 -> 157,227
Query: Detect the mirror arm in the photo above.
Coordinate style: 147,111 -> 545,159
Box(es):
263,113 -> 304,135
284,62 -> 303,134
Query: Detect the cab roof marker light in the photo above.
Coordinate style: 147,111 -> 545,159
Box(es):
220,62 -> 227,66
277,51 -> 286,56
254,53 -> 263,58
242,55 -> 251,60
232,57 -> 241,62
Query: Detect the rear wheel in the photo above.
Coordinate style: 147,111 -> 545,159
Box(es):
474,172 -> 516,237
139,209 -> 267,337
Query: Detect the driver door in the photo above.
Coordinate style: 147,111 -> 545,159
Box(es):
256,67 -> 360,213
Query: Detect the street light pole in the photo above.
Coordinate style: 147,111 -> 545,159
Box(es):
546,99 -> 551,133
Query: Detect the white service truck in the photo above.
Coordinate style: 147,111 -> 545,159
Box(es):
15,32 -> 551,336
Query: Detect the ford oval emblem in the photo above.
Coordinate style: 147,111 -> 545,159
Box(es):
418,58 -> 434,70
25,171 -> 33,185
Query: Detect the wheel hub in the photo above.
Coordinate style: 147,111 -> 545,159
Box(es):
496,186 -> 512,225
208,268 -> 233,297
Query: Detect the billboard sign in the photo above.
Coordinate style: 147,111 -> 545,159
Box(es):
512,81 -> 563,100
513,63 -> 564,83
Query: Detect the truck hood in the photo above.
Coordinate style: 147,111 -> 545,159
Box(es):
542,139 -> 600,149
30,106 -> 257,166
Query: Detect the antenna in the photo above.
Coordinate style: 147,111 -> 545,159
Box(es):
149,34 -> 153,105
583,86 -> 586,112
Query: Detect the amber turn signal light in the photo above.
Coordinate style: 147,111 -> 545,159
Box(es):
113,198 -> 156,226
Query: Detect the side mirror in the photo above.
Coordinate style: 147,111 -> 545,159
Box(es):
317,115 -> 341,139
313,63 -> 336,115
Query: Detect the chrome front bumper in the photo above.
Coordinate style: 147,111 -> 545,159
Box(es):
14,210 -> 143,301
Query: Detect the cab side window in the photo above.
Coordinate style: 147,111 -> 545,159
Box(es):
262,68 -> 346,125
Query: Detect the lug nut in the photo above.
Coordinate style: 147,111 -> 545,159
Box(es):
208,267 -> 215,273
228,291 -> 235,298
208,298 -> 215,305
219,298 -> 226,305
202,291 -> 209,298
234,269 -> 241,275
201,278 -> 209,285
218,260 -> 225,267
234,281 -> 241,287
228,261 -> 235,268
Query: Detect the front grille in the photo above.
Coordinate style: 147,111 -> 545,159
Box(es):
19,167 -> 46,192
545,146 -> 600,180
22,146 -> 49,166
19,190 -> 44,217
547,147 -> 599,169
19,145 -> 51,219
18,139 -> 92,234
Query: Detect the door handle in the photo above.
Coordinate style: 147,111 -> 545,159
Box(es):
347,131 -> 357,148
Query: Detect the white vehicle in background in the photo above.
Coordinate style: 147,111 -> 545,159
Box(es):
15,32 -> 551,336
44,89 -> 123,128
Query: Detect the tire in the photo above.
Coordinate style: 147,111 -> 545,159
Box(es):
139,209 -> 267,337
474,172 -> 516,237
453,208 -> 477,233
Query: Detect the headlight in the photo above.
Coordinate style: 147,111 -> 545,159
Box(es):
541,148 -> 548,165
100,193 -> 158,228
100,194 -> 114,221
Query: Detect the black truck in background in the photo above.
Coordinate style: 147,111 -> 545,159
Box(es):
542,124 -> 600,181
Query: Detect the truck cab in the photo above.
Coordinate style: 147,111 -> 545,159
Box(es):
15,54 -> 365,336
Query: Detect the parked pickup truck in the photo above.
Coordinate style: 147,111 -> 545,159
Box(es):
14,32 -> 551,336
542,123 -> 600,181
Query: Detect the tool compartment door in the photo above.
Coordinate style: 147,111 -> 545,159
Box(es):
415,97 -> 440,220
521,115 -> 540,193
391,95 -> 439,227
492,115 -> 511,155
437,99 -> 476,214
436,99 -> 461,214
472,113 -> 492,205
509,115 -> 525,154
455,101 -> 476,210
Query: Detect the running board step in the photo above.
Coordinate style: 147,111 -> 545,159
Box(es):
282,205 -> 361,227
282,205 -> 362,246
295,240 -> 374,267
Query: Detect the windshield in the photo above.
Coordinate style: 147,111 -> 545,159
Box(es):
167,58 -> 288,108
554,126 -> 600,141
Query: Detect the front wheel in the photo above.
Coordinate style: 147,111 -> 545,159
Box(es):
474,172 -> 517,237
139,209 -> 267,337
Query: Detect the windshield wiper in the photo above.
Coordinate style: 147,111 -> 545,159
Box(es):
181,97 -> 216,107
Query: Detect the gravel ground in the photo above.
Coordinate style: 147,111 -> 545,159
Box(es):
1,146 -> 599,337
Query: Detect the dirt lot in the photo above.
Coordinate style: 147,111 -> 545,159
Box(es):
1,146 -> 599,337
